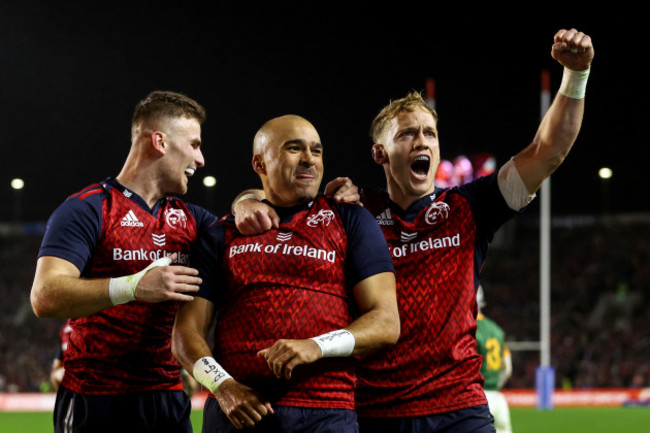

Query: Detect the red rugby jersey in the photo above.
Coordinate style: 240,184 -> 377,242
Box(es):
356,174 -> 516,417
40,179 -> 206,394
215,198 -> 355,409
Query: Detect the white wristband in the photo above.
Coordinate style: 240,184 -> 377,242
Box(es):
497,158 -> 536,211
232,193 -> 261,214
310,329 -> 355,357
558,67 -> 590,99
108,256 -> 172,305
193,356 -> 232,394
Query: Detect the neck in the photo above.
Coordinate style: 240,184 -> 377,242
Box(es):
262,183 -> 317,208
388,191 -> 418,211
116,166 -> 164,209
266,196 -> 313,209
386,184 -> 434,211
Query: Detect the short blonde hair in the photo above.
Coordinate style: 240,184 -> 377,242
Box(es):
369,91 -> 438,143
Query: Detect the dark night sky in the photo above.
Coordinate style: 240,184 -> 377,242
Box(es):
1,3 -> 647,221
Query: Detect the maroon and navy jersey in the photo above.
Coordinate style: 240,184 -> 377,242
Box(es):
38,177 -> 217,395
356,173 -> 518,417
195,196 -> 394,410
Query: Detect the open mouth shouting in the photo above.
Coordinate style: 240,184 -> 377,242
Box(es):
411,155 -> 431,180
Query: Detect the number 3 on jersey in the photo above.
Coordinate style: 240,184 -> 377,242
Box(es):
485,337 -> 502,371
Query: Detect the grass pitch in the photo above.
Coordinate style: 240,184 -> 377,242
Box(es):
0,407 -> 648,432
510,407 -> 648,433
0,410 -> 205,433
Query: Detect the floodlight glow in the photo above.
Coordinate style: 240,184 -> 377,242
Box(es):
598,167 -> 612,179
11,178 -> 25,190
203,176 -> 217,187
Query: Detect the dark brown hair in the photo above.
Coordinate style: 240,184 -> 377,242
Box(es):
132,90 -> 206,126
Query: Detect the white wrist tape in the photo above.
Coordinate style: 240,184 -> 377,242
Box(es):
193,356 -> 232,394
310,329 -> 355,357
558,67 -> 590,99
108,256 -> 172,305
232,193 -> 261,214
497,158 -> 536,211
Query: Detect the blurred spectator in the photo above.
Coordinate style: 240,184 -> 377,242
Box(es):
451,155 -> 474,185
0,232 -> 63,393
479,215 -> 650,389
434,159 -> 454,188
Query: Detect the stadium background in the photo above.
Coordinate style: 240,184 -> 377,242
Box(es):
1,2 -> 648,430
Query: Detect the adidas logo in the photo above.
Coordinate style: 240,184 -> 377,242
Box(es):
376,209 -> 393,226
123,189 -> 133,198
400,231 -> 417,243
121,210 -> 144,227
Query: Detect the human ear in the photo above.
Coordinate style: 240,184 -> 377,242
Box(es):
252,155 -> 266,174
151,131 -> 165,154
372,144 -> 388,164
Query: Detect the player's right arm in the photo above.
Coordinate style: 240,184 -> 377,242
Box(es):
173,220 -> 273,429
231,189 -> 279,235
172,296 -> 273,429
31,256 -> 114,318
30,193 -> 201,319
233,178 -> 360,235
30,253 -> 201,318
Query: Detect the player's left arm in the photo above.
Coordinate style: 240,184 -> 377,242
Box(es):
257,272 -> 399,380
257,202 -> 398,380
346,271 -> 401,353
501,28 -> 594,207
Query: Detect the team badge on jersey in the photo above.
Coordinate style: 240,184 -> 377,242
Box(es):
424,201 -> 450,226
307,209 -> 335,227
165,208 -> 187,229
